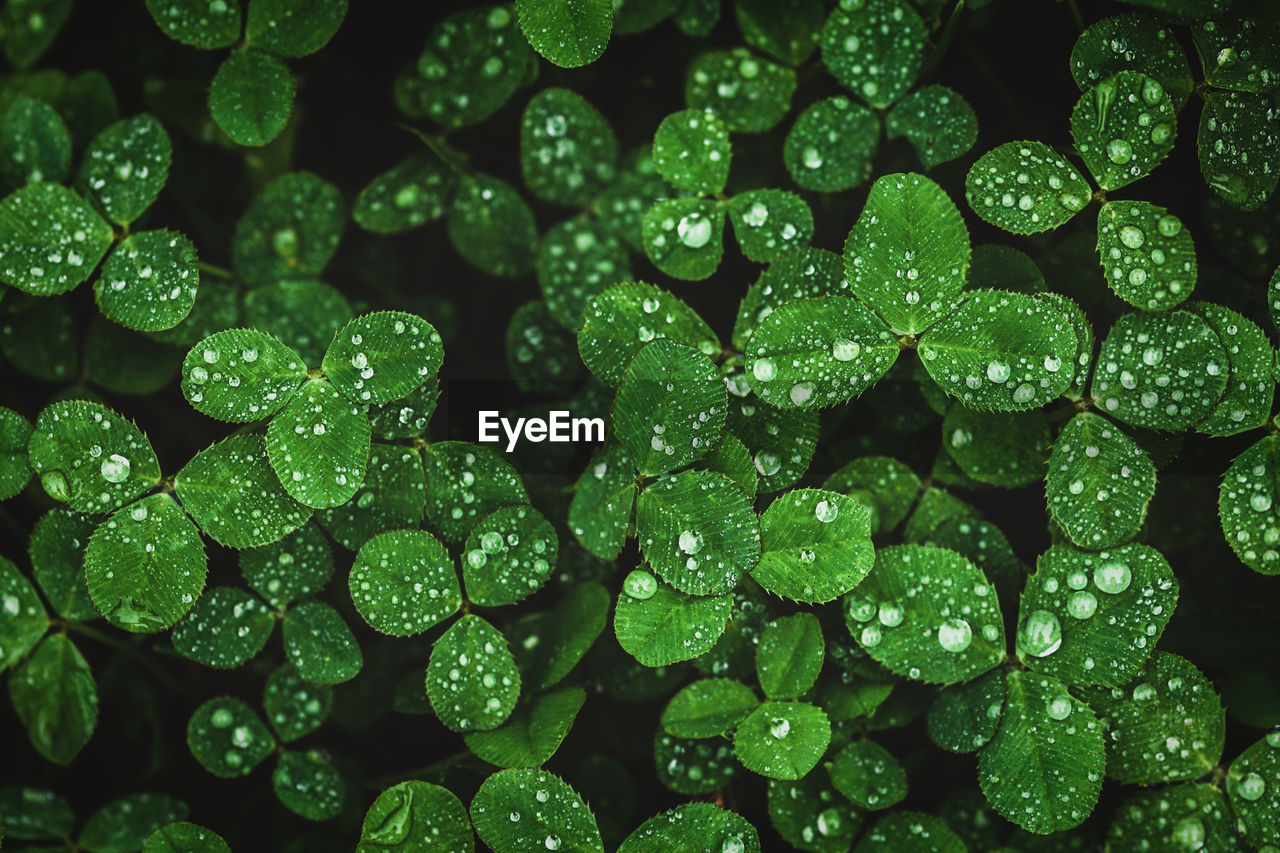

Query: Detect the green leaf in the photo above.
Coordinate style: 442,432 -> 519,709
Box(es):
926,668 -> 1005,753
1070,71 -> 1176,190
1096,200 -> 1196,310
513,581 -> 609,689
0,405 -> 32,499
826,739 -> 906,810
521,87 -> 618,205
423,441 -> 528,543
79,794 -> 189,853
316,443 -> 425,549
767,773 -> 862,852
1227,731 -> 1280,847
263,664 -> 333,742
614,575 -> 732,665
186,696 -> 276,777
970,244 -> 1045,293
675,0 -> 719,36
369,379 -> 437,440
0,96 -> 71,186
653,108 -> 730,195
1017,543 -> 1177,687
819,0 -> 925,109
754,488 -> 874,603
0,0 -> 72,69
1219,435 -> 1280,575
735,0 -> 822,65
282,600 -> 362,684
1089,308 -> 1227,430
1198,89 -> 1280,211
1192,4 -> 1280,93
447,174 -> 538,278
635,468 -> 760,595
273,751 -> 345,821
349,529 -> 459,636
1082,652 -> 1224,784
844,173 -> 970,335
0,785 -> 76,842
143,822 -> 232,853
853,812 -> 966,852
654,729 -> 742,794
726,393 -> 818,492
642,197 -> 725,281
357,781 -> 474,853
918,289 -> 1077,411
8,633 -> 97,765
77,114 -> 171,225
685,48 -> 796,133
569,444 -> 637,560
353,151 -> 455,234
620,803 -> 759,853
245,0 -> 347,57
464,687 -> 586,768
427,614 -> 521,732
1193,301 -> 1274,435
84,494 -> 206,633
846,544 -> 1005,684
234,172 -> 344,285
783,95 -> 878,192
822,455 -> 921,536
145,0 -> 242,49
84,317 -> 183,394
728,189 -> 813,263
28,508 -> 98,621
703,432 -> 757,498
148,277 -> 240,348
1107,784 -> 1245,853
240,522 -> 333,608
172,587 -> 275,668
242,278 -> 352,367
1047,412 -> 1156,549
1071,14 -> 1194,110
506,300 -> 582,393
266,378 -> 370,509
462,505 -> 556,607
0,182 -> 114,295
0,290 -> 77,381
471,769 -> 603,853
516,0 -> 611,68
208,49 -> 295,147
596,147 -> 672,252
943,408 -> 1050,488
661,678 -> 758,738
978,670 -> 1103,834
0,556 -> 46,673
733,700 -> 831,779
578,282 -> 719,386
886,85 -> 979,170
537,216 -> 631,330
756,613 -> 824,700
965,141 -> 1091,235
93,230 -> 198,332
322,311 -> 442,405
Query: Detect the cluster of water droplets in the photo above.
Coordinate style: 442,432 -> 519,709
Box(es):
350,530 -> 460,636
1097,202 -> 1194,310
967,143 -> 1088,230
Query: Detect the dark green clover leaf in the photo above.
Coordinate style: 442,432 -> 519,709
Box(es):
783,96 -> 878,192
463,505 -> 556,607
353,151 -> 456,234
1047,412 -> 1156,549
79,794 -> 189,853
685,48 -> 796,133
143,823 -> 232,853
620,803 -> 759,853
675,0 -> 719,36
0,182 -> 114,295
756,613 -> 823,700
240,523 -> 333,608
578,282 -> 719,386
615,574 -> 732,666
513,581 -> 609,690
819,0 -> 925,109
537,216 -> 631,330
754,488 -> 873,603
0,406 -> 32,499
316,443 -> 426,549
0,96 -> 71,186
826,740 -> 906,810
1219,435 -> 1280,575
734,700 -> 830,779
0,785 -> 76,842
642,197 -> 725,281
84,494 -> 206,633
145,0 -> 242,49
471,769 -> 603,853
844,172 -> 970,335
0,556 -> 47,672
653,107 -> 730,195
516,0 -> 611,68
505,300 -> 581,394
282,600 -> 362,684
926,668 -> 1005,754
654,730 -> 742,794
596,146 -> 672,252
8,634 -> 97,765
943,408 -> 1050,488
970,244 -> 1045,293
661,678 -> 758,738
266,378 -> 370,509
0,0 -> 72,69
77,113 -> 171,225
28,508 -> 98,621
349,529 -> 459,636
369,380 -> 437,440
1192,4 -> 1280,93
0,291 -> 77,381
521,88 -> 618,206
322,311 -> 442,405
569,444 -> 636,560
822,455 -> 921,536
245,0 -> 348,57
263,664 -> 333,742
1017,543 -> 1177,687
464,687 -> 586,768
1198,89 -> 1280,211
447,174 -> 538,278
726,393 -> 818,492
728,189 -> 812,263
704,432 -> 757,498
1096,201 -> 1196,310
357,781 -> 474,852
1070,14 -> 1194,109
273,751 -> 345,821
172,587 -> 275,669
918,289 -> 1077,411
1107,784 -> 1244,853
854,812 -> 966,852
427,615 -> 521,732
735,0 -> 823,65
232,171 -> 345,285
1227,730 -> 1280,848
423,441 -> 528,543
1193,301 -> 1274,435
242,278 -> 351,367
965,141 -> 1091,235
1070,71 -> 1176,190
767,773 -> 861,852
208,49 -> 295,147
94,230 -> 198,332
186,697 -> 276,778
885,85 -> 978,170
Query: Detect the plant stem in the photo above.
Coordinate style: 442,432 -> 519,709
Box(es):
197,261 -> 235,280
64,621 -> 193,699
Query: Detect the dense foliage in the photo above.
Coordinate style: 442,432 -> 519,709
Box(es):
1,0 -> 1279,850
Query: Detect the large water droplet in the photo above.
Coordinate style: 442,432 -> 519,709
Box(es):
1093,559 -> 1132,594
937,618 -> 972,652
622,570 -> 657,600
100,454 -> 131,483
1020,609 -> 1063,657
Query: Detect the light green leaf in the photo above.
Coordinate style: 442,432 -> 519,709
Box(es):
1017,543 -> 1177,687
447,174 -> 538,278
854,812 -> 966,853
143,823 -> 232,853
1198,89 -> 1280,211
463,687 -> 586,768
1096,200 -> 1196,310
233,171 -> 344,284
703,432 -> 757,499
1047,412 -> 1155,549
353,151 -> 455,234
1035,292 -> 1093,400
0,182 -> 114,295
208,49 -> 294,147
926,668 -> 1005,754
635,468 -> 759,595
578,282 -> 719,386
186,696 -> 275,778
735,0 -> 823,65
826,739 -> 906,810
844,172 -> 970,335
28,508 -> 97,621
315,443 -> 425,549
85,494 -> 206,633
1227,732 -> 1280,848
1192,4 -> 1280,93
1193,301 -> 1274,435
172,587 -> 274,668
728,189 -> 813,263
79,794 -> 188,853
282,599 -> 362,684
642,197 -> 725,281
521,87 -> 618,205
653,107 -> 729,195
463,505 -> 556,607
918,289 -> 1077,411
1107,784 -> 1245,853
756,612 -> 823,700
1082,651 -> 1224,784
965,141 -> 1091,234
620,803 -> 759,853
822,455 -> 921,536
1219,435 -> 1280,575
0,556 -> 46,673
569,444 -> 637,560
266,378 -> 370,509
422,441 -> 528,543
0,96 -> 70,186
767,773 -> 862,852
1070,14 -> 1194,109
322,311 -> 442,405
661,678 -> 758,738
8,633 -> 97,765
427,614 -> 520,732
356,781 -> 474,853
471,769 -> 603,853
0,405 -> 32,499
886,85 -> 978,170
517,0 -> 611,68
263,664 -> 333,742
978,669 -> 1103,834
733,700 -> 831,779
1089,308 -> 1227,430
537,216 -> 631,330
273,751 -> 345,821
93,230 -> 198,332
614,574 -> 732,665
1070,71 -> 1176,190
754,488 -> 874,603
943,408 -> 1050,488
245,0 -> 347,57
144,0 -> 242,49
240,523 -> 333,608
685,48 -> 796,133
819,0 -> 924,109
847,544 -> 1005,684
77,113 -> 171,225
783,95 -> 878,192
242,278 -> 351,367
349,529 -> 460,636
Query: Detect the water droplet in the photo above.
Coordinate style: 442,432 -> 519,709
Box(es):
1107,138 -> 1133,164
1119,225 -> 1145,248
1046,694 -> 1072,720
1093,559 -> 1132,594
814,499 -> 839,523
752,358 -> 776,382
623,570 -> 657,600
1066,590 -> 1098,619
679,530 -> 704,555
1020,609 -> 1063,657
1157,214 -> 1181,237
832,338 -> 860,362
100,454 -> 131,483
937,618 -> 973,652
770,717 -> 791,738
986,361 -> 1010,383
677,215 -> 712,249
1239,772 -> 1267,801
